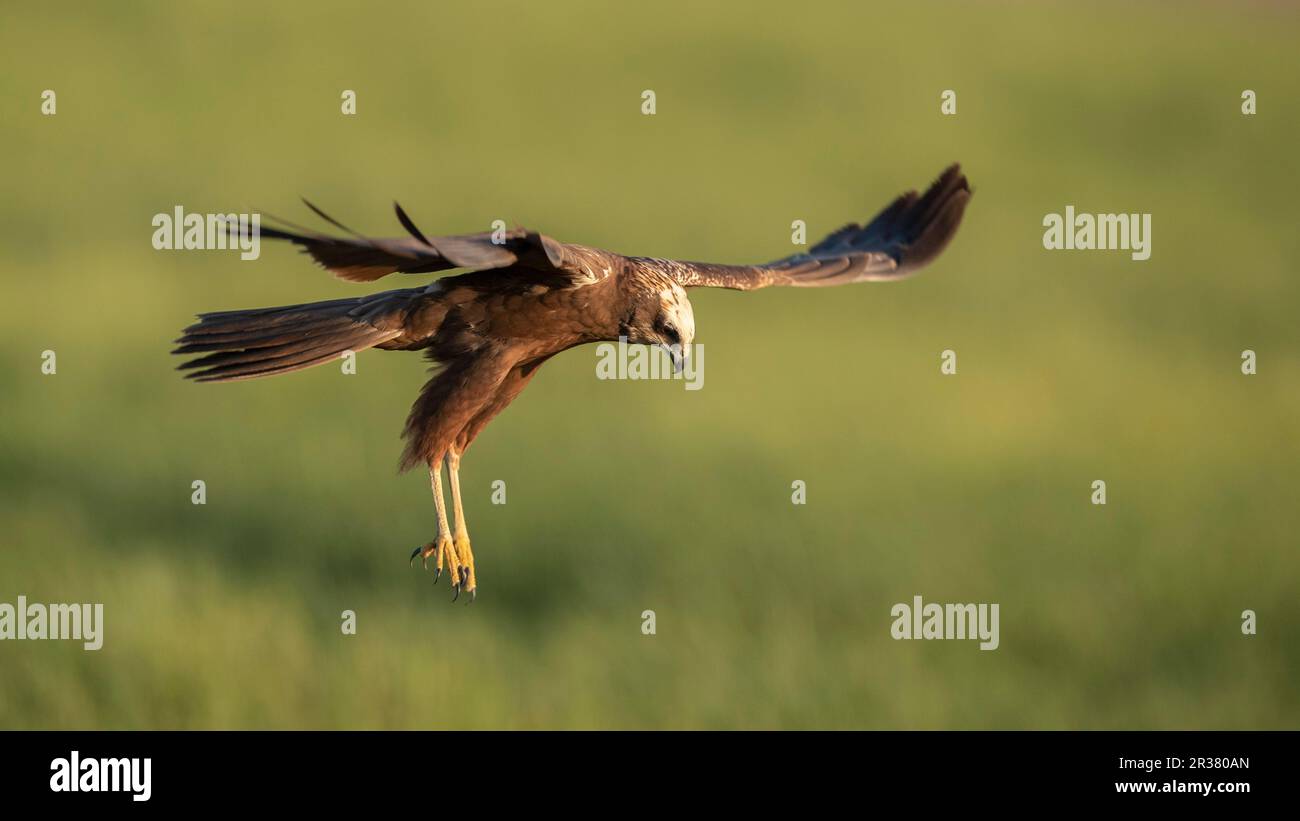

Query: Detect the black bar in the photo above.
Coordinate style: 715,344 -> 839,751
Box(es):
3,731 -> 1285,807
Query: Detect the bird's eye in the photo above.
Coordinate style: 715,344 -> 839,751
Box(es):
655,316 -> 679,343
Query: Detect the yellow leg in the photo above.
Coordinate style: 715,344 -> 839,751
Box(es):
448,447 -> 476,599
411,460 -> 461,598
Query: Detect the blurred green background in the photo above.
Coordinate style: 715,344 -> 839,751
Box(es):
2,0 -> 1298,729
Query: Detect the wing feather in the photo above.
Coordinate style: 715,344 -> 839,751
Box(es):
663,164 -> 972,291
255,202 -> 592,285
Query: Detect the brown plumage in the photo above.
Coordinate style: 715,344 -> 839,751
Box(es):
173,164 -> 973,599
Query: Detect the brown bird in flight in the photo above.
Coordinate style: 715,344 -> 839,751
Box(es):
174,164 -> 972,601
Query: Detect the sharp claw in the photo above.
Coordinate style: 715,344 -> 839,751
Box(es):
468,589 -> 476,604
451,585 -> 460,603
433,566 -> 441,585
409,546 -> 421,567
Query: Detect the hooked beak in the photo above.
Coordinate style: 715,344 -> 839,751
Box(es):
659,343 -> 689,374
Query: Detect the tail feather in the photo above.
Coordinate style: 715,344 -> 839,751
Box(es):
186,339 -> 385,382
176,327 -> 378,371
173,316 -> 366,353
173,289 -> 418,383
183,296 -> 364,333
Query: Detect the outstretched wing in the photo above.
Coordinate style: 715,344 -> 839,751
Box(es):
663,164 -> 971,291
256,200 -> 593,284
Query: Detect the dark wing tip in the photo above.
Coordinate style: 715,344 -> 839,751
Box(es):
394,201 -> 434,248
895,164 -> 972,271
301,197 -> 363,238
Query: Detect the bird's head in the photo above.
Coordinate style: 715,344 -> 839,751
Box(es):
622,281 -> 695,372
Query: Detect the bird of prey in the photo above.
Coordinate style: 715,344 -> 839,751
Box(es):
173,164 -> 972,601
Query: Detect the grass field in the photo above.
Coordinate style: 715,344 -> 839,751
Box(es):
2,0 -> 1298,728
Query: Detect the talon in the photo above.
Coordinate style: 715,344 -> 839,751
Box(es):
468,588 -> 476,604
433,566 -> 442,585
451,585 -> 460,603
411,542 -> 439,572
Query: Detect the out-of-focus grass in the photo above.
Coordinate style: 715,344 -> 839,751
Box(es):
1,1 -> 1298,728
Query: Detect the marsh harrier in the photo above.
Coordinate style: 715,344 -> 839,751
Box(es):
173,164 -> 972,600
